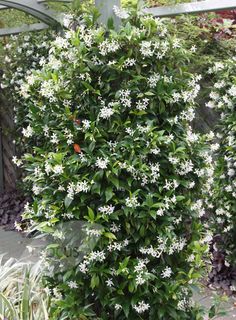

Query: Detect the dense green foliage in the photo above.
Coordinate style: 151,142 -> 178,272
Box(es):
2,2 -> 236,319
4,9 -> 216,319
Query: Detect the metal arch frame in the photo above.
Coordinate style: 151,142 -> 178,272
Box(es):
0,0 -> 72,36
143,0 -> 236,17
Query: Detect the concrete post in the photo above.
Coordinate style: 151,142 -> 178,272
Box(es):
95,0 -> 121,29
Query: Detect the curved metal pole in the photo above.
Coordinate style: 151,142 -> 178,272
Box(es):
143,0 -> 236,17
0,0 -> 60,26
0,23 -> 49,36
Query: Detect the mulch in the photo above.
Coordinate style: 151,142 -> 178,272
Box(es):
208,236 -> 236,295
0,190 -> 29,231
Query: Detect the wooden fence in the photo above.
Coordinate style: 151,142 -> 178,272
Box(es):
0,95 -> 17,192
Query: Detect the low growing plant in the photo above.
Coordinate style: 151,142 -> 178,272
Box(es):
0,255 -> 50,320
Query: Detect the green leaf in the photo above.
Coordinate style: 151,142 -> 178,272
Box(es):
176,196 -> 185,202
87,207 -> 95,221
92,182 -> 101,195
150,211 -> 157,219
104,232 -> 117,240
21,275 -> 30,320
109,175 -> 119,189
82,81 -> 94,91
90,275 -> 100,289
139,225 -> 145,237
47,243 -> 60,250
128,281 -> 135,293
145,91 -> 155,96
0,293 -> 18,320
105,187 -> 113,202
64,196 -> 73,209
123,301 -> 130,318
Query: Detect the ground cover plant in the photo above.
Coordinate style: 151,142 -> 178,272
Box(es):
5,6 -> 218,319
0,256 -> 50,320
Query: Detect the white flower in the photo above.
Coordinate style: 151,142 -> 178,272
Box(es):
206,100 -> 216,109
40,79 -> 55,98
99,39 -> 120,56
53,230 -> 65,240
14,221 -> 22,231
54,36 -> 69,49
228,169 -> 235,177
156,208 -> 164,216
89,250 -> 106,262
85,228 -> 102,237
32,185 -> 41,195
177,160 -> 194,175
125,127 -> 135,136
99,106 -> 114,119
124,58 -> 136,68
177,298 -> 189,311
133,301 -> 150,314
228,85 -> 236,97
186,128 -> 198,144
161,266 -> 172,278
125,195 -> 140,208
113,5 -> 129,19
50,133 -> 59,144
136,274 -> 146,285
22,125 -> 33,138
136,98 -> 149,111
98,205 -> 115,215
43,125 -> 49,137
190,45 -> 197,52
173,38 -> 181,48
95,157 -> 109,169
63,13 -> 74,28
115,304 -> 122,311
68,281 -> 78,289
110,222 -> 121,233
105,278 -> 114,287
53,165 -> 64,175
82,119 -> 91,129
147,73 -> 160,88
12,156 -> 23,167
78,260 -> 89,274
140,41 -> 153,57
210,143 -> 220,151
75,181 -> 90,193
119,89 -> 132,108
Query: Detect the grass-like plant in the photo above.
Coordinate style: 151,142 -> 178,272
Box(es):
0,256 -> 50,320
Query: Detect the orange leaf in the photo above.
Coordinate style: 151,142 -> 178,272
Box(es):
74,144 -> 81,153
74,119 -> 81,125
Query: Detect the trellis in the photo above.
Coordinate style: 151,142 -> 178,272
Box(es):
0,0 -> 236,192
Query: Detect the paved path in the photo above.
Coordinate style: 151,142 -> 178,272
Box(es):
195,290 -> 236,319
0,226 -> 43,262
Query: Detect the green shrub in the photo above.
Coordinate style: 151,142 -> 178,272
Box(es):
206,58 -> 236,266
5,9 -> 214,320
